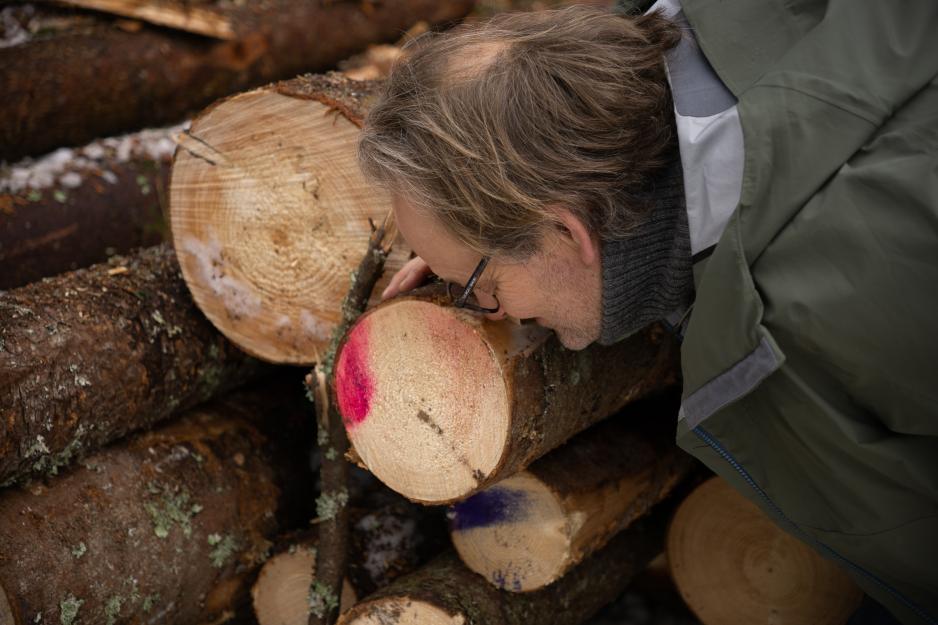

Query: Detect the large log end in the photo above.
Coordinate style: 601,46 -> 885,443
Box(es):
336,297 -> 550,503
170,76 -> 410,364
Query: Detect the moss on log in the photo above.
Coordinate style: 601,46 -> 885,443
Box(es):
0,385 -> 315,625
0,243 -> 266,486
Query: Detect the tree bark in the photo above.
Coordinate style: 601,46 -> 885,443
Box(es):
337,501 -> 674,625
252,501 -> 447,625
667,477 -> 863,625
334,289 -> 681,504
170,72 -> 413,364
0,0 -> 475,162
0,124 -> 180,290
450,397 -> 696,591
0,243 -> 266,487
0,385 -> 316,625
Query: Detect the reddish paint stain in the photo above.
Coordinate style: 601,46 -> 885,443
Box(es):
336,318 -> 374,431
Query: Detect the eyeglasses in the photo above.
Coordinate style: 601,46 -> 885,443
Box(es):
445,256 -> 501,314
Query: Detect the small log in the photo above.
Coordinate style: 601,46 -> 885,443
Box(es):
304,213 -> 397,625
0,1 -> 475,162
337,502 -> 673,625
0,243 -> 266,487
667,477 -> 863,625
252,501 -> 447,625
0,388 -> 315,625
449,400 -> 695,591
0,124 -> 180,290
333,290 -> 680,504
253,541 -> 358,625
170,73 -> 415,364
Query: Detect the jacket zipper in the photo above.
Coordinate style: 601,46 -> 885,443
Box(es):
693,425 -> 937,625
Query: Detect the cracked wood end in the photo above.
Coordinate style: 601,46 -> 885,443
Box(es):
169,74 -> 410,364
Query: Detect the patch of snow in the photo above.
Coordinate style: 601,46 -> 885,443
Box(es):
0,4 -> 35,49
299,310 -> 332,342
355,512 -> 419,583
59,172 -> 82,188
0,121 -> 190,194
179,233 -> 263,320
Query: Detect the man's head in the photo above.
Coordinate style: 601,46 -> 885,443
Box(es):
358,6 -> 680,349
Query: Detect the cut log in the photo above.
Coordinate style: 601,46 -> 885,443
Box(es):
0,243 -> 266,487
667,477 -> 863,625
449,400 -> 695,591
253,541 -> 358,625
252,501 -> 447,625
0,388 -> 315,625
333,290 -> 680,504
0,1 -> 475,162
337,502 -> 673,625
0,124 -> 181,290
170,73 -> 413,364
47,0 -> 241,39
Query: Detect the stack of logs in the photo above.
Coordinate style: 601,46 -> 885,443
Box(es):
0,2 -> 474,623
0,2 -> 865,624
166,66 -> 695,624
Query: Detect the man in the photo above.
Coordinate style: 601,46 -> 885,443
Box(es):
357,1 -> 938,623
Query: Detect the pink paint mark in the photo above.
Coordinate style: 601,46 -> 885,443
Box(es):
336,317 -> 374,431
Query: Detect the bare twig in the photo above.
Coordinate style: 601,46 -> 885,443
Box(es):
305,212 -> 397,625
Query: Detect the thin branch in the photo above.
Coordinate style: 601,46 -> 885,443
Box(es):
305,211 -> 396,625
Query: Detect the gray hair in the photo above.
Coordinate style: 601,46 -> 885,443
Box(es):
358,5 -> 681,258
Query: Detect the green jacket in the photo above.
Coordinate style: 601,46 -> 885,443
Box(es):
673,1 -> 938,622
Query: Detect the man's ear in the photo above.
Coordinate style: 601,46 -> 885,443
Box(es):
550,207 -> 599,267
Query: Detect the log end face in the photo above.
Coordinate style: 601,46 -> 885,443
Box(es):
668,477 -> 863,625
170,89 -> 408,365
339,597 -> 465,625
252,546 -> 356,625
449,471 -> 569,592
341,300 -> 510,503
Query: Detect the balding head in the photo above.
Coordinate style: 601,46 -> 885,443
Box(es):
359,5 -> 682,259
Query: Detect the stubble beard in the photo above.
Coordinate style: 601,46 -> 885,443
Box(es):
537,255 -> 602,352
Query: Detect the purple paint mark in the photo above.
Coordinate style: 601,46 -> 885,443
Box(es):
336,318 -> 374,431
449,486 -> 530,532
491,569 -> 524,591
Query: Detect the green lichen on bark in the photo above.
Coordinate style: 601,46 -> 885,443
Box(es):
24,435 -> 51,458
143,481 -> 202,538
24,424 -> 90,479
315,488 -> 348,522
59,594 -> 83,625
308,580 -> 339,618
141,593 -> 160,613
207,533 -> 238,568
104,595 -> 123,625
71,542 -> 87,558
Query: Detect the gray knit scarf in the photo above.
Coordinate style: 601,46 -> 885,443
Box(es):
598,155 -> 693,345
